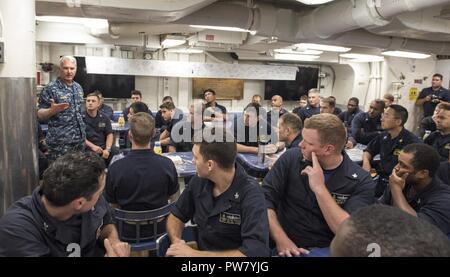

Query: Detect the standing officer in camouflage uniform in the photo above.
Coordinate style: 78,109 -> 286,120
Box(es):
38,56 -> 86,161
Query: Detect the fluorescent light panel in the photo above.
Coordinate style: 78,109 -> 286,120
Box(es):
274,53 -> 320,61
296,43 -> 351,53
190,25 -> 256,35
340,53 -> 384,62
274,48 -> 323,55
296,0 -> 335,4
36,16 -> 108,29
382,51 -> 431,59
161,36 -> 186,48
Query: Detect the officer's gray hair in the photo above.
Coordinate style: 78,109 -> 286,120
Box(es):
59,55 -> 77,67
308,88 -> 320,95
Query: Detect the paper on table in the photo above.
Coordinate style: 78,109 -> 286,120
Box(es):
166,155 -> 184,165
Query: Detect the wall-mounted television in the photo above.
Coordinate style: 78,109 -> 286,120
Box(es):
74,56 -> 135,98
264,66 -> 319,101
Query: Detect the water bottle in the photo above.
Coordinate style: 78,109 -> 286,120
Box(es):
118,114 -> 125,127
154,141 -> 162,155
258,135 -> 270,164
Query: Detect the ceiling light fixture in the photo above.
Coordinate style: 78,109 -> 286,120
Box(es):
36,16 -> 108,29
274,53 -> 320,61
190,25 -> 257,35
274,48 -> 323,55
161,35 -> 186,48
381,51 -> 431,59
296,43 -> 351,53
296,0 -> 335,5
340,53 -> 384,62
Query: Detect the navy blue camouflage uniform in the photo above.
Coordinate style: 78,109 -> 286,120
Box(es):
38,78 -> 85,160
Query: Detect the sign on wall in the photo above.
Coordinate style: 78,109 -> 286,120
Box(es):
193,78 -> 244,100
85,57 -> 297,80
409,87 -> 419,101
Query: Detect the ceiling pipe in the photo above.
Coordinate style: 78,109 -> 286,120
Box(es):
316,29 -> 450,55
36,0 -> 219,23
253,0 -> 450,41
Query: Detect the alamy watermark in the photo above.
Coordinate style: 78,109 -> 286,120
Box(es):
170,105 -> 279,144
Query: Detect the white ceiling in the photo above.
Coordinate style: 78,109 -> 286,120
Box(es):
35,0 -> 450,62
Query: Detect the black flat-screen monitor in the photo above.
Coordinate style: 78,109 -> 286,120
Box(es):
264,66 -> 319,100
74,56 -> 135,98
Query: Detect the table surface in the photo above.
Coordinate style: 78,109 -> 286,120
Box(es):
163,152 -> 196,178
237,144 -> 370,176
111,122 -> 129,132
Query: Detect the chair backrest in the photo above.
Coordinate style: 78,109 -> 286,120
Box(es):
113,202 -> 174,244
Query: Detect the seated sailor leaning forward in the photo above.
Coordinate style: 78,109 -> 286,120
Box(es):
262,113 -> 375,256
165,127 -> 270,257
0,151 -> 130,257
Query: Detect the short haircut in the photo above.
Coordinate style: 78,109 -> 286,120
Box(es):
280,112 -> 302,133
203,88 -> 216,96
349,97 -> 359,105
437,102 -> 450,111
59,55 -> 77,67
337,205 -> 450,257
42,151 -> 105,206
329,95 -> 336,100
300,95 -> 308,101
252,94 -> 262,100
402,143 -> 441,177
308,88 -> 320,95
162,96 -> 173,102
129,112 -> 155,146
131,90 -> 142,98
304,114 -> 347,153
433,73 -> 443,80
86,92 -> 100,100
388,104 -> 408,126
160,102 -> 175,110
93,90 -> 103,97
383,93 -> 394,102
373,99 -> 386,110
193,127 -> 236,170
321,97 -> 336,108
244,102 -> 261,117
130,102 -> 149,114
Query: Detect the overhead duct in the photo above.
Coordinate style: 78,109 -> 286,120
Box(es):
170,0 -> 450,54
36,0 -> 219,23
316,29 -> 450,55
103,23 -> 202,38
368,7 -> 450,41
252,0 -> 450,41
174,2 -> 254,31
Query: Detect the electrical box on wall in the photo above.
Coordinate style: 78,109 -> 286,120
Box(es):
0,42 -> 4,63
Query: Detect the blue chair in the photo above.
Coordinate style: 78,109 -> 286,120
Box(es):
113,203 -> 174,252
156,225 -> 198,257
